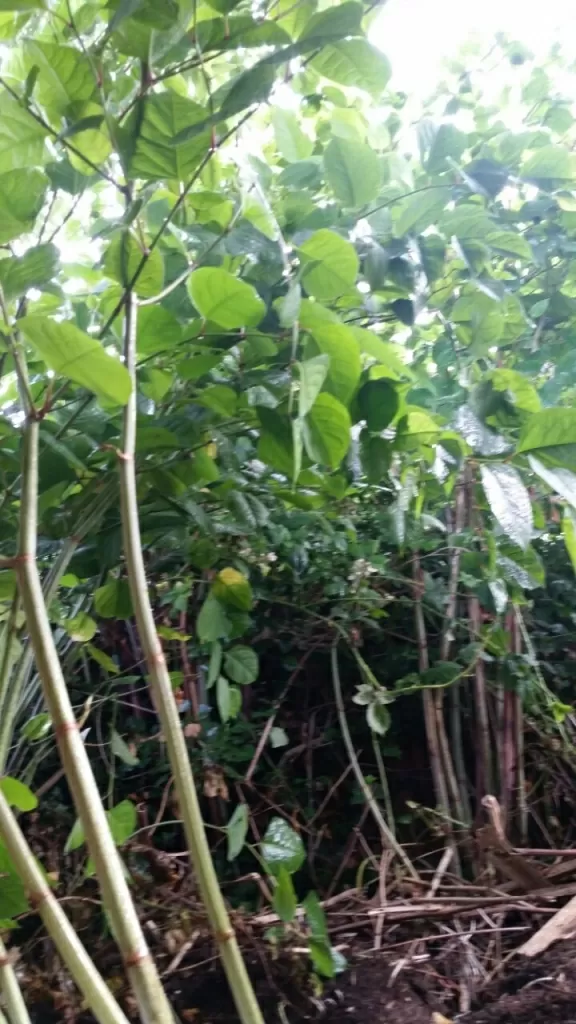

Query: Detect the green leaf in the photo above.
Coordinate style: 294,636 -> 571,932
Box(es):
324,137 -> 381,207
0,777 -> 37,812
304,393 -> 351,468
563,507 -> 576,573
215,62 -> 276,121
197,384 -> 238,417
141,368 -> 172,402
518,409 -> 576,455
217,673 -> 231,722
0,244 -> 59,300
486,230 -> 533,261
480,464 -> 533,550
297,355 -> 329,417
0,95 -> 46,172
272,866 -> 297,923
19,316 -> 132,406
86,645 -> 119,675
224,645 -> 259,685
357,379 -> 399,432
197,595 -> 231,643
522,144 -> 576,182
103,234 -> 164,298
257,409 -> 295,476
213,568 -> 253,611
124,93 -> 211,180
111,729 -> 139,767
351,328 -> 413,379
270,727 -> 289,748
261,816 -> 305,876
298,2 -> 363,42
367,702 -> 391,735
22,713 -> 51,742
64,612 -> 97,642
137,306 -> 182,355
226,803 -> 248,861
303,890 -> 328,939
393,187 -> 451,237
309,940 -> 336,978
107,800 -> 137,846
64,818 -> 85,854
272,108 -> 313,162
0,844 -> 28,920
528,456 -> 576,509
0,169 -> 47,244
94,579 -> 133,619
307,324 -> 361,405
23,42 -> 95,114
311,39 -> 391,95
189,268 -> 265,328
300,229 -> 359,301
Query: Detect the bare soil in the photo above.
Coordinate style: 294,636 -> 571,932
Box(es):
24,943 -> 576,1024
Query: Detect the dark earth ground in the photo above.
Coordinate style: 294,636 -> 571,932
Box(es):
23,942 -> 576,1024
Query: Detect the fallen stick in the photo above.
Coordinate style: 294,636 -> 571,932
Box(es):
519,892 -> 576,956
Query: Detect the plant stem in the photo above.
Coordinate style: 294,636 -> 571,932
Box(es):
330,645 -> 418,878
15,419 -> 174,1024
371,732 -> 396,838
0,934 -> 31,1024
118,290 -> 265,1024
0,790 -> 131,1024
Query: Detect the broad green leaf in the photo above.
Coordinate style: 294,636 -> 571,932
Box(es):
214,62 -> 276,121
261,816 -> 305,875
489,368 -> 540,413
226,803 -> 249,861
300,229 -> 359,301
480,464 -> 533,550
307,324 -> 361,405
19,317 -> 131,406
0,777 -> 37,812
393,187 -> 451,237
272,866 -> 297,922
104,234 -> 163,298
425,123 -> 467,173
563,507 -> 576,573
68,103 -> 112,175
0,244 -> 59,300
0,844 -> 28,919
137,306 -> 182,355
487,230 -> 533,260
124,93 -> 211,180
298,1 -> 362,41
23,42 -> 95,114
0,169 -> 47,244
257,409 -> 295,475
518,409 -> 576,454
111,729 -> 139,766
272,108 -> 313,162
213,568 -> 253,611
357,379 -> 399,432
189,268 -> 265,328
217,674 -> 231,722
324,137 -> 381,207
0,95 -> 47,172
107,800 -> 137,846
141,368 -> 172,402
351,328 -> 413,379
197,384 -> 238,417
521,144 -> 576,182
94,579 -> 133,619
311,39 -> 390,94
270,727 -> 289,748
304,393 -> 351,468
297,355 -> 329,417
229,686 -> 242,719
224,645 -> 258,685
197,595 -> 231,642
360,431 -> 391,483
528,455 -> 576,508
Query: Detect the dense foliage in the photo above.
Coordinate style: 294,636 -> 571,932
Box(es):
2,2 -> 576,1016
